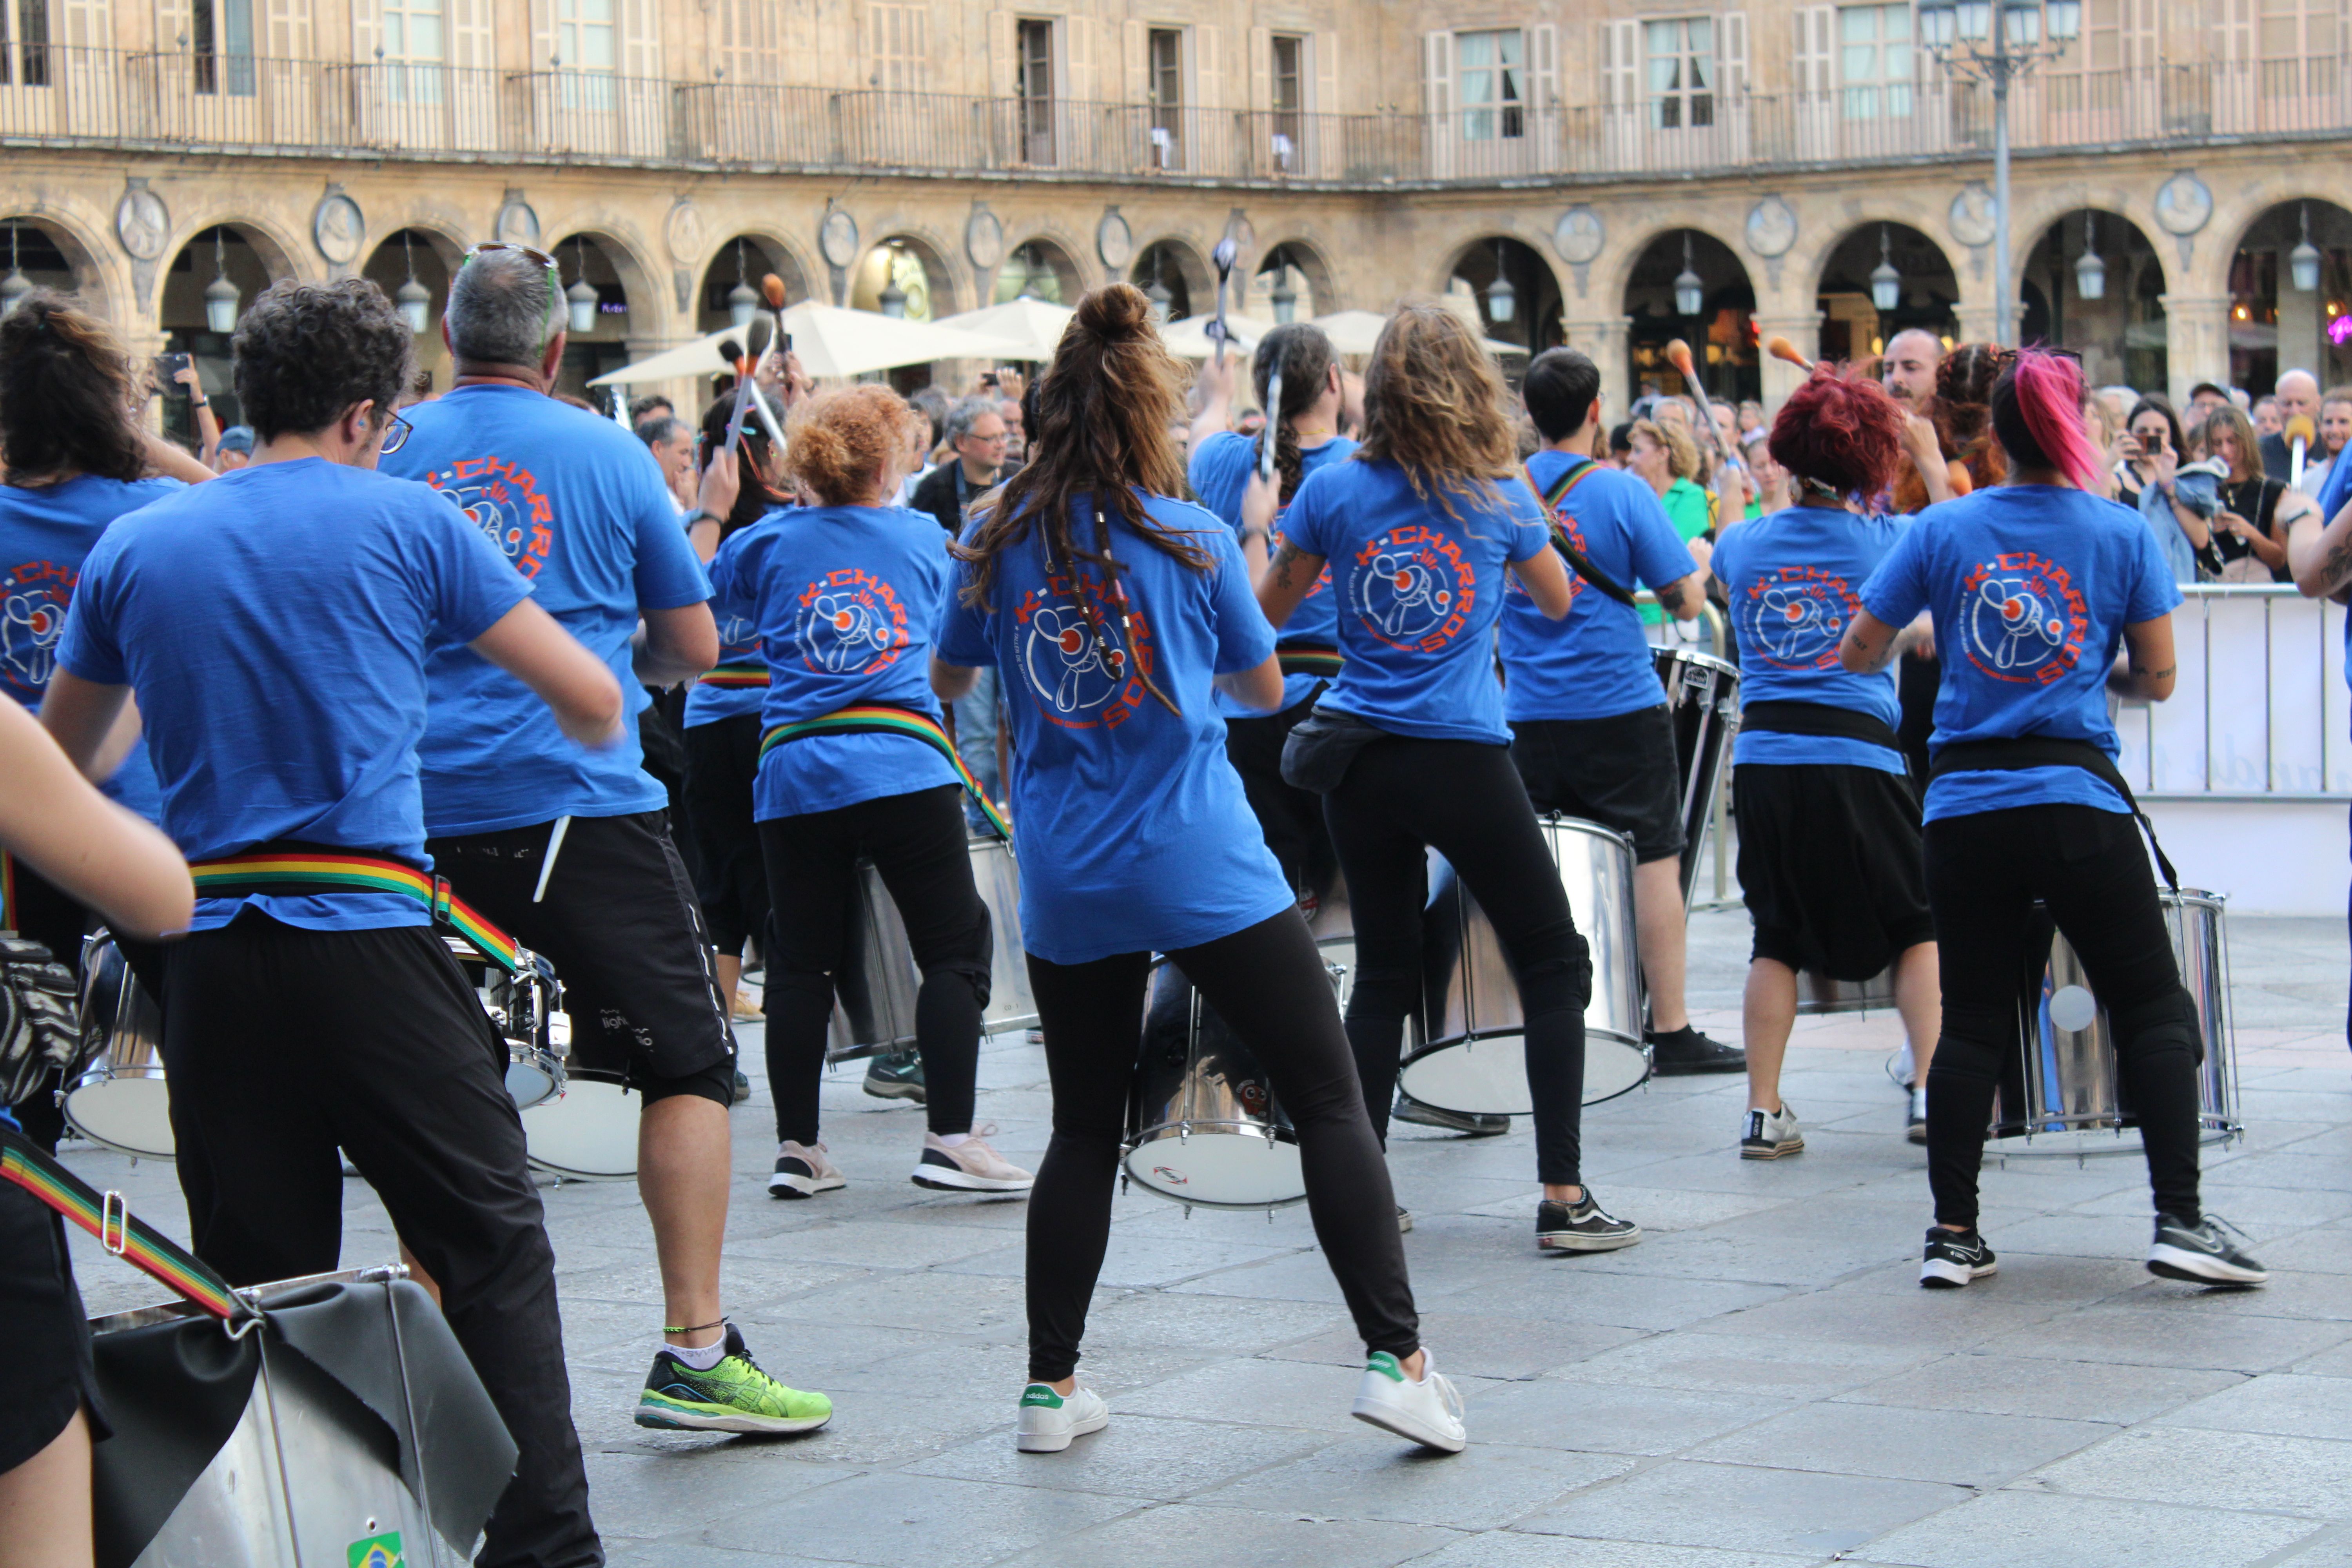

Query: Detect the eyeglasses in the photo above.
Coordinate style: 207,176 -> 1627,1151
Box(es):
461,241 -> 563,350
378,411 -> 413,456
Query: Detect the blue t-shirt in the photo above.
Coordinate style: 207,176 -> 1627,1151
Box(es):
0,474 -> 185,820
1279,457 -> 1550,744
383,385 -> 712,835
56,460 -> 531,931
1188,430 -> 1358,715
934,492 -> 1293,964
682,597 -> 768,728
1714,504 -> 1908,774
1859,485 -> 2181,822
1499,452 -> 1698,723
708,503 -> 958,820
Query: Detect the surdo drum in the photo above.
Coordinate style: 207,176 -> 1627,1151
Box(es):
1652,646 -> 1740,906
442,935 -> 568,1111
61,930 -> 172,1160
825,835 -> 1039,1062
1400,816 -> 1650,1117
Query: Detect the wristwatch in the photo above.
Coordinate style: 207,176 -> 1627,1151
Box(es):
191,397 -> 210,409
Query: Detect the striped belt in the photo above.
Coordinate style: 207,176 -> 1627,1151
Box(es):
1276,642 -> 1341,679
697,662 -> 771,689
760,703 -> 1011,841
189,849 -> 523,972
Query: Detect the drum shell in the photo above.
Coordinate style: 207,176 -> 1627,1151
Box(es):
62,931 -> 173,1161
521,1067 -> 640,1180
1121,959 -> 1311,1210
1652,646 -> 1740,905
826,836 -> 1038,1061
444,937 -> 568,1111
1798,967 -> 1899,1014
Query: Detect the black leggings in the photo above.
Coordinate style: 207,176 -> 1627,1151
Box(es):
682,713 -> 771,957
1325,737 -> 1592,1185
1923,803 -> 2204,1228
1023,907 -> 1417,1383
760,783 -> 992,1142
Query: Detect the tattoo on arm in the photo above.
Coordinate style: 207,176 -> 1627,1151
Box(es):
2323,534 -> 2352,593
1656,580 -> 1693,618
1267,540 -> 1306,593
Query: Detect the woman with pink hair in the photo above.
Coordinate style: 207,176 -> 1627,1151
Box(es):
1838,349 -> 2265,1291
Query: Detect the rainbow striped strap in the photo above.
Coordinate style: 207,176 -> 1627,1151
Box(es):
1275,642 -> 1341,679
0,1124 -> 254,1323
697,663 -> 771,689
189,851 -> 523,973
761,704 -> 1013,842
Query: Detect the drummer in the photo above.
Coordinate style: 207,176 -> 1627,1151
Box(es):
1253,301 -> 1639,1254
706,384 -> 1033,1201
1709,366 -> 1940,1158
936,283 -> 1463,1457
1842,348 -> 2267,1288
1502,347 -> 1744,1077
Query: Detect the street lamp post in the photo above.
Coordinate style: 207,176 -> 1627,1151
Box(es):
1918,0 -> 2080,344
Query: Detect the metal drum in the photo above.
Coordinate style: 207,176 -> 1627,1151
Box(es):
442,936 -> 568,1110
827,836 -> 1039,1061
1653,646 -> 1740,905
1121,959 -> 1333,1210
1992,891 -> 2242,1156
1800,967 -> 1900,1015
521,1068 -> 640,1181
62,929 -> 172,1161
1400,816 -> 1650,1116
967,837 -> 1040,1033
1302,864 -> 1354,1004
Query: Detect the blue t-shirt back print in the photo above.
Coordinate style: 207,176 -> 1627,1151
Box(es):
934,493 -> 1292,964
1713,504 -> 1907,774
383,384 -> 712,835
1858,484 -> 2181,822
1189,430 -> 1357,713
1499,451 -> 1698,723
1280,457 -> 1549,745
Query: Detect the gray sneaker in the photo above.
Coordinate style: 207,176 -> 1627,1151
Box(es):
1536,1191 -> 1640,1252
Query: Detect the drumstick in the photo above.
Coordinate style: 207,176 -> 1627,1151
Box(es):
1667,339 -> 1728,450
1766,335 -> 1815,374
760,272 -> 793,358
532,815 -> 572,904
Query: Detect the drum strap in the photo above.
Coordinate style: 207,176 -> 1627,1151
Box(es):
696,662 -> 771,689
0,1123 -> 257,1323
1524,460 -> 1641,608
760,704 -> 1013,841
186,846 -> 525,973
0,848 -> 15,935
1740,699 -> 1903,752
1926,737 -> 2180,894
1274,641 -> 1342,679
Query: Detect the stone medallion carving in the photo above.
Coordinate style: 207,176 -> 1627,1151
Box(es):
664,200 -> 705,267
2154,171 -> 2214,237
1947,183 -> 1996,249
312,189 -> 365,266
1552,205 -> 1604,265
819,207 -> 860,270
114,182 -> 169,261
1097,208 -> 1133,271
494,195 -> 541,249
1744,196 -> 1797,259
965,207 -> 1004,271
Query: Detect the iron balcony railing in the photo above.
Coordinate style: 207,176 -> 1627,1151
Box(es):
0,48 -> 2345,185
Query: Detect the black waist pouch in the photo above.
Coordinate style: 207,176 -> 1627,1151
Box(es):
1280,706 -> 1395,794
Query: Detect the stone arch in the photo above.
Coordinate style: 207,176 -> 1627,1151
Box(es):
1129,235 -> 1212,322
0,210 -> 118,321
850,231 -> 961,321
1246,236 -> 1338,322
1620,226 -> 1759,402
541,227 -> 657,399
1813,221 -> 1962,363
2020,207 -> 2168,393
1441,233 -> 1563,358
989,233 -> 1084,307
2219,198 -> 2352,394
695,233 -> 818,333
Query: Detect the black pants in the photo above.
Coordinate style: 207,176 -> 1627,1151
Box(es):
1023,908 -> 1417,1383
1225,689 -> 1338,900
1324,738 -> 1592,1186
759,784 -> 991,1142
1923,804 -> 2204,1228
682,714 -> 771,958
159,916 -> 598,1568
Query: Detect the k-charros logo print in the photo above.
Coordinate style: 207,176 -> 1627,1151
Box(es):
1013,568 -> 1156,729
1736,565 -> 1855,670
1959,551 -> 2086,684
716,612 -> 763,659
1348,526 -> 1474,652
793,569 -> 909,673
0,558 -> 73,700
1507,511 -> 1590,610
426,457 -> 555,579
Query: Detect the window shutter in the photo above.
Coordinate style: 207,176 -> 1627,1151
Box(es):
265,0 -> 310,60
1422,29 -> 1452,176
1248,24 -> 1269,108
622,0 -> 656,76
1194,20 -> 1220,107
1065,12 -> 1092,100
350,0 -> 375,57
1792,5 -> 1829,93
1313,27 -> 1335,114
1717,9 -> 1748,97
987,6 -> 1013,97
529,0 -> 553,69
1122,16 -> 1143,100
1601,18 -> 1636,106
156,0 -> 193,50
1530,22 -> 1557,105
60,0 -> 109,47
449,0 -> 487,67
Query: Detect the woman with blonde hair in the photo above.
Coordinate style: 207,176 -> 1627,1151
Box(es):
936,284 -> 1461,1457
2200,399 -> 2308,581
1248,300 -> 1626,1256
1629,414 -> 1714,557
709,383 -> 1034,1203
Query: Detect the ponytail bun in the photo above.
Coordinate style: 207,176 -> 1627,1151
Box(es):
1073,281 -> 1156,346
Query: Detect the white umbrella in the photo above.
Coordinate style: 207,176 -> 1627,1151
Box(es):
929,297 -> 1078,362
1156,311 -> 1277,361
1309,307 -> 1526,358
589,305 -> 1027,386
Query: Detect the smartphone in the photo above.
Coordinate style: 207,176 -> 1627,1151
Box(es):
979,372 -> 999,390
153,351 -> 192,389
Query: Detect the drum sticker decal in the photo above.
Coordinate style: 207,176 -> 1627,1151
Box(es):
1013,567 -> 1158,728
348,1533 -> 405,1568
793,569 -> 909,674
0,558 -> 72,702
1735,565 -> 1854,669
1348,526 -> 1474,652
427,457 -> 557,579
1958,552 -> 2087,684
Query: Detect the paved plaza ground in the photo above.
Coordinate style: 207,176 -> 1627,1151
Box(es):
61,907 -> 2352,1568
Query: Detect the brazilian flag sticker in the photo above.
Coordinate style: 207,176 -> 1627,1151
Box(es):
348,1533 -> 404,1568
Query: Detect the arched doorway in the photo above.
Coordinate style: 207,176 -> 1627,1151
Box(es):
1130,238 -> 1207,323
160,224 -> 283,441
849,235 -> 953,323
697,235 -> 815,337
2019,210 -> 2166,393
991,238 -> 1080,306
1447,236 -> 1559,359
1243,242 -> 1329,324
0,219 -> 85,310
1816,223 -> 1960,364
544,233 -> 634,402
2227,201 -> 2352,396
360,229 -> 457,398
1624,228 -> 1756,402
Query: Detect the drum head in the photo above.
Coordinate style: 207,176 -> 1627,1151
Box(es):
523,1074 -> 640,1180
1122,1129 -> 1305,1209
505,1050 -> 563,1112
62,1077 -> 176,1161
1397,1032 -> 1650,1116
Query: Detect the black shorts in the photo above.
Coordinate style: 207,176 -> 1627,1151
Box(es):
0,1175 -> 107,1473
1734,760 -> 1936,980
427,810 -> 735,1107
1510,708 -> 1685,864
682,713 -> 770,956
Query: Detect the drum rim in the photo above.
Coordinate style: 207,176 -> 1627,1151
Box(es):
60,1074 -> 176,1161
1653,647 -> 1740,677
1397,1029 -> 1653,1111
521,1070 -> 642,1178
1125,1118 -> 1299,1147
1119,1142 -> 1311,1210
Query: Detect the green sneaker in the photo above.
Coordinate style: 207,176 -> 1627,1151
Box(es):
635,1324 -> 833,1434
862,1047 -> 926,1103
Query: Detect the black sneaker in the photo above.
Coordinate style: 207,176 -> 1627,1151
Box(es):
1647,1025 -> 1746,1076
862,1047 -> 926,1103
1920,1226 -> 1997,1288
2149,1213 -> 2269,1285
1537,1191 -> 1641,1252
1393,1093 -> 1510,1136
732,1068 -> 753,1105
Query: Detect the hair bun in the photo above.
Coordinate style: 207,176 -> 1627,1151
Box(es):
1075,283 -> 1155,344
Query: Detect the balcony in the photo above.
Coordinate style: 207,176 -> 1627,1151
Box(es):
0,48 -> 2344,188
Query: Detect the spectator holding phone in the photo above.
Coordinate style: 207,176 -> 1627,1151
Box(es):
2115,396 -> 2215,584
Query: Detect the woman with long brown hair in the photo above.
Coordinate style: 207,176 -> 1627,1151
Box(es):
1249,300 -> 1629,1255
934,284 -> 1461,1457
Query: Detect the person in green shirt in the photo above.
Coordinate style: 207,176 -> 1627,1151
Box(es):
1630,418 -> 1713,627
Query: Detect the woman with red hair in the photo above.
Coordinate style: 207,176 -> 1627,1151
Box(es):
1711,367 -> 1941,1161
1841,349 -> 2265,1290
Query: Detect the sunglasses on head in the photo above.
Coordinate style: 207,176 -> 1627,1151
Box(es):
461,241 -> 564,352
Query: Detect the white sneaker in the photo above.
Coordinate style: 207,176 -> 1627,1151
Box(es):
1906,1085 -> 1929,1145
913,1125 -> 1035,1192
1740,1104 -> 1804,1160
769,1140 -> 845,1199
1015,1380 -> 1108,1452
1351,1350 -> 1466,1453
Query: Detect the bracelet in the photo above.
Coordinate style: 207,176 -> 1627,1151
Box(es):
688,510 -> 724,529
191,397 -> 209,408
